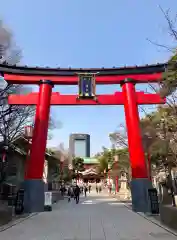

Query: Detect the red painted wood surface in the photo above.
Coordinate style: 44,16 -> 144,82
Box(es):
8,92 -> 165,105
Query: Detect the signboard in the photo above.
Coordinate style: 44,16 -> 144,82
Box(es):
78,74 -> 96,98
44,191 -> 52,206
148,188 -> 159,214
14,189 -> 24,215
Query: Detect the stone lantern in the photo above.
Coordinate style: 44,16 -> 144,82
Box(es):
118,171 -> 131,200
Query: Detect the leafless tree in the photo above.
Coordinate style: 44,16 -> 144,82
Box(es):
0,20 -> 61,147
0,20 -> 34,149
0,20 -> 21,65
109,124 -> 128,148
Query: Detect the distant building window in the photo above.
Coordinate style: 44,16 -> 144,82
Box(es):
74,139 -> 86,157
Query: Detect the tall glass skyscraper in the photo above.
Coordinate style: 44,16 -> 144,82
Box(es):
69,134 -> 90,158
74,140 -> 86,157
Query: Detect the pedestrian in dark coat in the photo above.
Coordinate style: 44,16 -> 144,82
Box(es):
74,185 -> 80,204
84,185 -> 88,197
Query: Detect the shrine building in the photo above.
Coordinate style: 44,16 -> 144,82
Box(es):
80,157 -> 102,183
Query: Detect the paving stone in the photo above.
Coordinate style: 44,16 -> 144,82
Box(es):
0,191 -> 176,240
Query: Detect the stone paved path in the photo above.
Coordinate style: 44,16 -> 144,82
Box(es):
0,191 -> 176,240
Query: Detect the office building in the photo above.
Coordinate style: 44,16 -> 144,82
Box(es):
69,133 -> 90,158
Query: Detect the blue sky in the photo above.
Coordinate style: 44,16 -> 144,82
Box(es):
1,0 -> 177,155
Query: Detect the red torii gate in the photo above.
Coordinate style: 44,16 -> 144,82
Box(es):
2,63 -> 166,213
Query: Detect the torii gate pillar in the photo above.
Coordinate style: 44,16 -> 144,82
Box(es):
23,80 -> 53,213
122,78 -> 152,212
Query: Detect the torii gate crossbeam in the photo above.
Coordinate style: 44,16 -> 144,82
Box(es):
8,92 -> 165,105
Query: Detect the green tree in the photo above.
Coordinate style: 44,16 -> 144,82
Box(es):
95,147 -> 130,178
62,166 -> 72,182
72,157 -> 85,173
97,155 -> 108,174
161,53 -> 177,97
140,105 -> 177,205
96,147 -> 114,173
141,106 -> 177,170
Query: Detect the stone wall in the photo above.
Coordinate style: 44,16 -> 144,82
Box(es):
6,151 -> 25,186
160,204 -> 177,231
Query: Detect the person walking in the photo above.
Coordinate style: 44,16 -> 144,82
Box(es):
60,184 -> 66,196
74,185 -> 80,204
80,185 -> 83,195
96,184 -> 98,194
84,185 -> 88,197
88,184 -> 91,193
67,185 -> 72,202
108,183 -> 112,194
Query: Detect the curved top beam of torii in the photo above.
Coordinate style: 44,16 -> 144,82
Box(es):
0,63 -> 166,85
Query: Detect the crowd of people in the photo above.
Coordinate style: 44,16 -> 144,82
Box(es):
67,183 -> 90,204
60,182 -> 104,204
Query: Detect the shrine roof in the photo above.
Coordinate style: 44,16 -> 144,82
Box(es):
0,63 -> 166,76
83,157 -> 99,164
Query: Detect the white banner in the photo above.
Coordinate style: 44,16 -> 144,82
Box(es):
44,192 -> 52,206
43,160 -> 48,184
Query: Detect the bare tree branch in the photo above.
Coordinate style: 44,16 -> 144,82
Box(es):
146,38 -> 173,52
